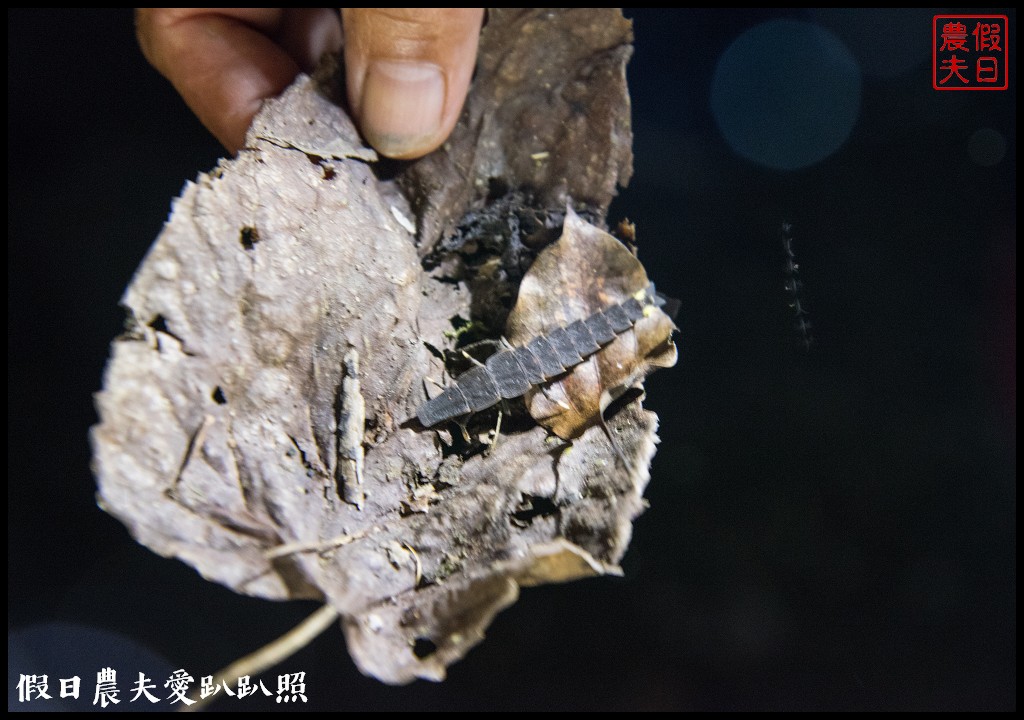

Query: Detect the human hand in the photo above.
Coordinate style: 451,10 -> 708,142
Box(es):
136,8 -> 483,159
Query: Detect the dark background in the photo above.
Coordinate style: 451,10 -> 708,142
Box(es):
9,8 -> 1015,711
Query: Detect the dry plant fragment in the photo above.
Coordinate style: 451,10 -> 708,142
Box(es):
92,9 -> 665,685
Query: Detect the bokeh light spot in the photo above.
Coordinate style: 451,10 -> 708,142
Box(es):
968,128 -> 1008,167
711,20 -> 862,170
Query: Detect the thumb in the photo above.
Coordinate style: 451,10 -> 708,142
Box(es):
342,8 -> 483,159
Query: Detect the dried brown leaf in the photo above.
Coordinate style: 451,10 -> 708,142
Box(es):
92,9 -> 666,685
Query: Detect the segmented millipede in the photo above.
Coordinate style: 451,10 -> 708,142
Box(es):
417,284 -> 670,428
782,223 -> 813,351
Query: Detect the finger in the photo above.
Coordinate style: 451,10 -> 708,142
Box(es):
136,9 -> 342,154
343,8 -> 483,159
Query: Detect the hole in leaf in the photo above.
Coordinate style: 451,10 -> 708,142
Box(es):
240,226 -> 260,250
147,314 -> 185,343
147,314 -> 192,354
148,314 -> 170,334
412,637 -> 437,659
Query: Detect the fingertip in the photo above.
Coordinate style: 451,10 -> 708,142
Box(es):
358,60 -> 448,159
135,9 -> 310,156
344,8 -> 483,159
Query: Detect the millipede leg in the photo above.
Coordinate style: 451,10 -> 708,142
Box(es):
422,377 -> 445,402
487,409 -> 503,452
539,383 -> 572,411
